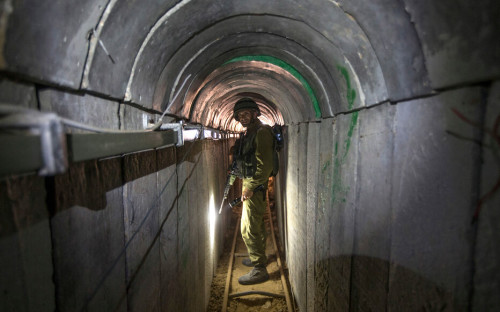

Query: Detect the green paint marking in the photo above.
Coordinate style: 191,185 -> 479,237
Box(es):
337,66 -> 357,110
225,55 -> 321,119
331,157 -> 341,204
344,111 -> 359,159
321,160 -> 331,174
329,66 -> 359,205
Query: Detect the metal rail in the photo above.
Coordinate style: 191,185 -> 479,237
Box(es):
0,131 -> 177,178
0,103 -> 229,178
222,219 -> 240,312
266,191 -> 294,311
221,190 -> 293,311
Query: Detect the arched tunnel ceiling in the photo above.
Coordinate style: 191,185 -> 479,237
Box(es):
124,8 -> 389,129
87,2 -> 389,104
188,60 -> 303,131
2,0 -> 498,130
124,10 -> 387,120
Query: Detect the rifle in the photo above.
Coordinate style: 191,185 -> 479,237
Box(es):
226,184 -> 265,209
218,161 -> 237,214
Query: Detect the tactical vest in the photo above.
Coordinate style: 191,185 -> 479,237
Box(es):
232,124 -> 279,179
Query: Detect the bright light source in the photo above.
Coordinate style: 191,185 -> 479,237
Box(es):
234,123 -> 244,132
209,193 -> 216,251
183,129 -> 199,141
259,116 -> 272,126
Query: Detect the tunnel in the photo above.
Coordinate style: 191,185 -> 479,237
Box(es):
1,0 -> 499,311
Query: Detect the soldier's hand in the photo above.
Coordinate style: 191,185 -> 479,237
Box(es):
242,189 -> 253,201
231,205 -> 241,215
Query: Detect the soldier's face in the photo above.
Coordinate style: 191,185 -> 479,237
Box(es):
237,109 -> 257,127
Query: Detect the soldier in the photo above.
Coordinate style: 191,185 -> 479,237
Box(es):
232,98 -> 274,285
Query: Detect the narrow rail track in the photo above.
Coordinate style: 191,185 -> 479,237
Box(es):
221,191 -> 294,312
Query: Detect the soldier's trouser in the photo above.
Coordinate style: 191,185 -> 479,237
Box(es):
241,190 -> 267,267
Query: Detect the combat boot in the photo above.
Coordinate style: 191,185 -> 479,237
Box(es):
238,265 -> 269,285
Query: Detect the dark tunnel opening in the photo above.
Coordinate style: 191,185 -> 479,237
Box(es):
1,1 -> 499,311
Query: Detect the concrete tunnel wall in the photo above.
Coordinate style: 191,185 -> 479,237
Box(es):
1,0 -> 499,311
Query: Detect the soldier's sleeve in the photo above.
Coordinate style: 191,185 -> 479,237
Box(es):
243,127 -> 274,191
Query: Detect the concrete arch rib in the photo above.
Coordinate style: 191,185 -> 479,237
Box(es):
119,3 -> 388,118
154,33 -> 340,120
202,92 -> 285,132
83,0 -> 180,97
189,61 -> 309,130
140,14 -> 347,114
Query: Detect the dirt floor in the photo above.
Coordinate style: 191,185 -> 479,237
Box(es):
206,204 -> 295,312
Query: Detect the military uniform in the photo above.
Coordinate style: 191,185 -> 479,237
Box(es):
232,98 -> 273,285
239,119 -> 274,267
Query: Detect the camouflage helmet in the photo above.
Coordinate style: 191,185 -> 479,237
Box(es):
233,98 -> 260,121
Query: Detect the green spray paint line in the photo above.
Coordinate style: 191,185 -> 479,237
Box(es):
338,65 -> 359,157
344,111 -> 359,159
329,66 -> 359,205
337,65 -> 357,110
321,160 -> 331,174
225,55 -> 321,119
331,156 -> 341,204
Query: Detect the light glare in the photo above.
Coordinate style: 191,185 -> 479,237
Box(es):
209,193 -> 216,251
